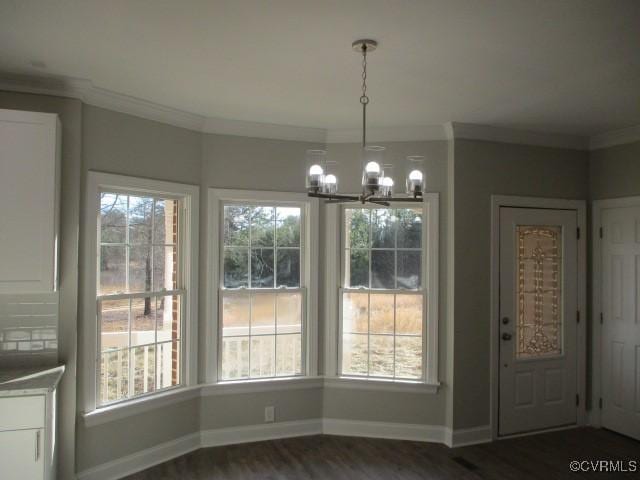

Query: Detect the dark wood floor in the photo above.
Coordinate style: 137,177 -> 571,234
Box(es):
125,427 -> 639,479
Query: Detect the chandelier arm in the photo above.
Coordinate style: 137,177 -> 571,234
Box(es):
368,196 -> 424,203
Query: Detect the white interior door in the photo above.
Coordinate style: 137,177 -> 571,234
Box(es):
601,205 -> 640,441
499,207 -> 578,436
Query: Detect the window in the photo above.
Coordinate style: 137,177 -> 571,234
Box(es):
211,190 -> 317,383
86,172 -> 199,411
340,206 -> 426,380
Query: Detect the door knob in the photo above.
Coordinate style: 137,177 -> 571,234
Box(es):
502,332 -> 512,341
502,317 -> 510,325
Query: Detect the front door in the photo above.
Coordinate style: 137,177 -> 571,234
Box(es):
601,205 -> 640,441
499,207 -> 578,436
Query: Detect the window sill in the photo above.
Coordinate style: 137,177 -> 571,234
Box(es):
323,376 -> 439,394
201,376 -> 324,396
82,385 -> 201,428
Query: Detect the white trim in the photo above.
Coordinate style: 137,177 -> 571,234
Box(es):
206,188 -> 319,383
76,431 -> 201,480
82,373 -> 447,429
202,376 -> 324,396
80,418 -> 473,480
200,419 -> 323,447
445,425 -> 492,448
323,418 -> 446,443
82,172 -> 199,414
8,71 -> 639,149
324,376 -> 438,394
589,125 -> 640,150
451,122 -> 589,150
489,196 -> 587,440
589,195 -> 640,428
325,194 -> 439,386
323,204 -> 340,377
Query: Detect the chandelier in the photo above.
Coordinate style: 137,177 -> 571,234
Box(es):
305,39 -> 424,205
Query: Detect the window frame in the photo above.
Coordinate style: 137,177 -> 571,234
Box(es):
325,193 -> 439,387
82,172 -> 199,414
207,189 -> 319,384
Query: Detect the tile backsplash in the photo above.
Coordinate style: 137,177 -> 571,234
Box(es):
0,292 -> 58,368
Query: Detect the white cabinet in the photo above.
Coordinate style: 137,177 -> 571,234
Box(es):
0,390 -> 57,480
0,109 -> 61,293
0,429 -> 44,479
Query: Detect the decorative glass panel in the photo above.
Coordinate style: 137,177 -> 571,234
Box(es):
516,225 -> 562,358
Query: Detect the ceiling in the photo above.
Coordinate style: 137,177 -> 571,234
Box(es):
0,0 -> 639,137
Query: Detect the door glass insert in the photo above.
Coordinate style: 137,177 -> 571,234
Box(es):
516,226 -> 562,358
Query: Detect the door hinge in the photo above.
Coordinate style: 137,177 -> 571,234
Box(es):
576,394 -> 580,406
577,227 -> 580,239
600,312 -> 603,324
599,227 -> 603,238
599,398 -> 603,409
576,310 -> 580,323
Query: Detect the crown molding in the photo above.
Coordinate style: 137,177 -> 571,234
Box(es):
3,71 -> 638,151
450,122 -> 590,150
589,124 -> 640,151
202,116 -> 325,143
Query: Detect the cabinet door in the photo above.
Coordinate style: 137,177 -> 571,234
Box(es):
0,109 -> 60,293
0,429 -> 44,480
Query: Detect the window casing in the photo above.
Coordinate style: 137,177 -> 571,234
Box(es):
84,172 -> 199,413
339,205 -> 428,381
214,194 -> 316,382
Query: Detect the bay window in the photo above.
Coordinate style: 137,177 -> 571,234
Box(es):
211,190 -> 318,383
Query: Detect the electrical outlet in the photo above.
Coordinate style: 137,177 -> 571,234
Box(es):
264,406 -> 275,423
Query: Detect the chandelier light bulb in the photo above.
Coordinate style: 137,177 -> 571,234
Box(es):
309,164 -> 324,176
409,169 -> 423,181
325,174 -> 337,184
365,161 -> 381,174
382,176 -> 394,187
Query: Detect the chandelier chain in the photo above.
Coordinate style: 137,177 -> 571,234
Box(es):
360,46 -> 369,105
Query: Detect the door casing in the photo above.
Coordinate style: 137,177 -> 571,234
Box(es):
490,195 -> 587,440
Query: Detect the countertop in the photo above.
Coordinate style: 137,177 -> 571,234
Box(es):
0,364 -> 64,397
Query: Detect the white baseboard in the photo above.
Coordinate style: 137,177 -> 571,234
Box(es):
77,419 -> 492,479
323,418 -> 447,443
76,432 -> 201,480
445,425 -> 492,448
200,419 -> 323,447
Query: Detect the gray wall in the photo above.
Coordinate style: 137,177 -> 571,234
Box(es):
0,91 -> 83,480
77,105 -> 203,471
590,141 -> 640,200
319,141 -> 451,424
3,90 -> 621,474
452,139 -> 589,429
